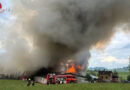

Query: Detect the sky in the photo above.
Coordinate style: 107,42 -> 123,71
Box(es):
0,0 -> 130,69
89,30 -> 130,69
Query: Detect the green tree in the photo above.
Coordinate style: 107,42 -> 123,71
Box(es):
127,75 -> 130,81
87,70 -> 97,76
119,77 -> 123,82
90,71 -> 97,76
113,70 -> 118,76
86,74 -> 92,82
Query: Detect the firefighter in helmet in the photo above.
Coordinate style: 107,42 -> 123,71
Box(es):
27,78 -> 31,86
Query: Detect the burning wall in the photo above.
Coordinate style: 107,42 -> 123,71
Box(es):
0,0 -> 130,75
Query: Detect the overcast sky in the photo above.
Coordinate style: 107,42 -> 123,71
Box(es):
89,30 -> 130,69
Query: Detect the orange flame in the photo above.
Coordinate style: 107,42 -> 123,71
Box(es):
78,65 -> 82,70
66,64 -> 77,73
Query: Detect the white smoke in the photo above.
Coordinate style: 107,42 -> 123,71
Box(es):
0,0 -> 130,75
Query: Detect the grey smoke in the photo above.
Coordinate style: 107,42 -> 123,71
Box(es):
0,0 -> 130,75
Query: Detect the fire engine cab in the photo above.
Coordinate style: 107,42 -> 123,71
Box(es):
47,73 -> 77,84
47,73 -> 56,84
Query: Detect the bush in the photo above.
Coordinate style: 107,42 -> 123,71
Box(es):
86,74 -> 92,82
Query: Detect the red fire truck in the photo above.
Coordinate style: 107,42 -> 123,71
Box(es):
47,73 -> 77,84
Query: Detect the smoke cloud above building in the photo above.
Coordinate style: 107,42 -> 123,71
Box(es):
0,0 -> 130,75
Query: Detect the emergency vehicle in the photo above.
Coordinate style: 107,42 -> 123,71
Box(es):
47,73 -> 77,84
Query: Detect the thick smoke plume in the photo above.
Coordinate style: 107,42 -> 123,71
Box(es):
0,0 -> 130,75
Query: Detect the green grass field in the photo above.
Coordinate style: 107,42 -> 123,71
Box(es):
0,80 -> 130,90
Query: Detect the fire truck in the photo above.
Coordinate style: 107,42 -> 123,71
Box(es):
47,73 -> 77,84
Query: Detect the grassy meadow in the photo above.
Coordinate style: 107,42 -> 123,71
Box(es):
0,80 -> 130,90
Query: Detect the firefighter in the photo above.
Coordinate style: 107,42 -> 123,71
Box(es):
32,80 -> 35,86
31,77 -> 35,86
27,78 -> 31,86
